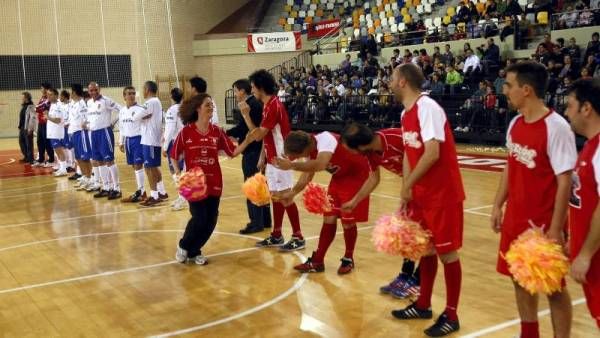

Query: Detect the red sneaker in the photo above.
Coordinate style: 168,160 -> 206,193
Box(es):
294,254 -> 325,273
337,257 -> 354,275
140,197 -> 161,207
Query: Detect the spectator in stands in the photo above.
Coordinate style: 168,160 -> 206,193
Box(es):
411,50 -> 420,65
423,59 -> 434,77
420,49 -> 431,63
580,67 -> 593,80
541,33 -> 556,52
566,37 -> 581,62
578,5 -> 594,26
458,1 -> 474,23
440,26 -> 451,42
463,48 -> 482,82
559,6 -> 578,28
583,54 -> 598,74
493,68 -> 506,94
430,73 -> 445,95
584,32 -> 600,61
329,88 -> 342,120
483,84 -> 500,131
367,34 -> 378,56
443,44 -> 455,66
335,78 -> 346,96
463,42 -> 472,57
432,46 -> 442,62
556,76 -> 573,96
559,55 -> 579,80
534,44 -> 552,65
482,15 -> 499,38
503,0 -> 524,17
340,54 -> 352,74
278,83 -> 289,103
500,17 -> 515,41
456,80 -> 487,132
18,92 -> 36,164
483,0 -> 498,17
403,49 -> 412,63
479,38 -> 501,70
467,17 -> 482,38
445,64 -> 463,94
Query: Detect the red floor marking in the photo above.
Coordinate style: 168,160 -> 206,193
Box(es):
0,150 -> 53,179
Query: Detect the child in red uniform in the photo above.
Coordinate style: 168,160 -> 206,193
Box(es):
491,62 -> 577,338
341,123 -> 420,299
388,64 -> 465,337
273,130 -> 371,274
565,78 -> 600,328
170,94 -> 250,265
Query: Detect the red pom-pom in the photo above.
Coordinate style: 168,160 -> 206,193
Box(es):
178,167 -> 208,202
242,173 -> 271,206
302,183 -> 332,215
371,213 -> 432,261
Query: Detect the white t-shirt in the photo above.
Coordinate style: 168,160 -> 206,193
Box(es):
211,98 -> 219,125
87,95 -> 122,131
68,99 -> 87,134
119,104 -> 144,144
46,102 -> 66,139
163,103 -> 183,151
315,131 -> 338,153
134,97 -> 163,147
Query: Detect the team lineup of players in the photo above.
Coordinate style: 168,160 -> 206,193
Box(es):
40,62 -> 599,337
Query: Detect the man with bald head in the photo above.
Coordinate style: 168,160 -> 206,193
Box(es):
85,82 -> 122,200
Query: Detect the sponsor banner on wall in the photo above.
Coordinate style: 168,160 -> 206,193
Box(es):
247,32 -> 302,53
307,19 -> 341,40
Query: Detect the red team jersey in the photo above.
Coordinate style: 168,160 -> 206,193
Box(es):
309,132 -> 371,223
401,95 -> 465,254
171,123 -> 236,197
401,95 -> 465,207
366,128 -> 404,176
261,96 -> 291,164
569,134 -> 600,325
498,111 -> 577,275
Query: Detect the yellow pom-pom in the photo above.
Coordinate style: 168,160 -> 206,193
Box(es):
505,228 -> 569,295
242,173 -> 271,206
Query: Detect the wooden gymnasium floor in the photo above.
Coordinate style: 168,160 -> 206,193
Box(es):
0,138 -> 596,338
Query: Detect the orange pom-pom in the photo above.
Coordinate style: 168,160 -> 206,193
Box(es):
505,227 -> 569,295
371,213 -> 432,261
302,183 -> 332,215
178,167 -> 208,202
242,173 -> 271,206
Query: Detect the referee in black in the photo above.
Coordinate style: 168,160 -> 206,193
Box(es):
227,79 -> 272,234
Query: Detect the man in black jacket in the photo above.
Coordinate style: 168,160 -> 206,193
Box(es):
227,79 -> 272,234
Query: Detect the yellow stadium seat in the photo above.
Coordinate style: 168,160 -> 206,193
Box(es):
403,14 -> 412,23
537,11 -> 548,24
291,10 -> 298,18
401,7 -> 409,15
443,15 -> 451,25
368,26 -> 376,34
384,32 -> 393,43
305,16 -> 313,24
285,24 -> 292,31
378,4 -> 384,12
387,10 -> 394,17
447,6 -> 455,16
278,18 -> 286,26
284,5 -> 292,12
413,0 -> 421,6
312,0 -> 318,3
476,2 -> 485,13
316,9 -> 324,16
374,19 -> 381,27
353,21 -> 360,28
358,8 -> 365,15
339,7 -> 345,14
405,0 -> 413,7
384,0 -> 390,4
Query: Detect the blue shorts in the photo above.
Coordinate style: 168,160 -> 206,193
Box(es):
125,136 -> 144,166
49,138 -> 64,149
63,127 -> 73,149
167,141 -> 184,173
91,127 -> 115,162
142,145 -> 161,168
73,130 -> 92,161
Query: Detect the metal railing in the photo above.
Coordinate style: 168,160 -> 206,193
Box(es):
225,50 -> 313,124
551,9 -> 600,30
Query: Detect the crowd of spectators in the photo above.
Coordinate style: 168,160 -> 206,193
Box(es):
275,31 -> 599,132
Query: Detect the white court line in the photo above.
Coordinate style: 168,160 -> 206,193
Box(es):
464,205 -> 493,212
0,158 -> 16,166
461,298 -> 587,338
465,210 -> 492,217
0,194 -> 244,229
0,178 -> 135,199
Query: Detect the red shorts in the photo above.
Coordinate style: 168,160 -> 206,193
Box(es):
323,178 -> 370,224
583,281 -> 600,328
411,202 -> 463,255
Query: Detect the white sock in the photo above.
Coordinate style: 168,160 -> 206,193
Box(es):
76,166 -> 82,175
92,166 -> 100,184
108,164 -> 120,191
151,190 -> 159,200
157,180 -> 166,194
99,166 -> 110,190
69,149 -> 76,167
135,169 -> 145,193
59,161 -> 66,172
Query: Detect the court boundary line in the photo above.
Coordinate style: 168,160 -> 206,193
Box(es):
460,298 -> 587,337
0,178 -> 136,199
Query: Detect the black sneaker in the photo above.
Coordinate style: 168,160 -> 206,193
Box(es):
66,167 -> 75,173
255,235 -> 284,247
107,190 -> 122,200
122,190 -> 143,203
239,225 -> 264,234
93,190 -> 110,198
424,312 -> 460,337
68,173 -> 82,181
279,237 -> 305,252
391,302 -> 433,320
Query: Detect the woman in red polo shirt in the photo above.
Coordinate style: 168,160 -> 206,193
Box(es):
170,93 -> 250,265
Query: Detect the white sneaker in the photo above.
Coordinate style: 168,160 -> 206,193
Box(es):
171,196 -> 187,211
454,126 -> 462,132
85,182 -> 101,192
175,245 -> 188,263
53,170 -> 68,177
463,127 -> 470,132
192,255 -> 207,265
32,161 -> 43,167
43,162 -> 54,168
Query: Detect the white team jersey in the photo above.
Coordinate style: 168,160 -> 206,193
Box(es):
133,97 -> 163,147
119,104 -> 144,144
211,98 -> 219,125
46,102 -> 66,139
163,103 -> 183,150
87,95 -> 121,131
68,99 -> 87,134
59,101 -> 71,127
